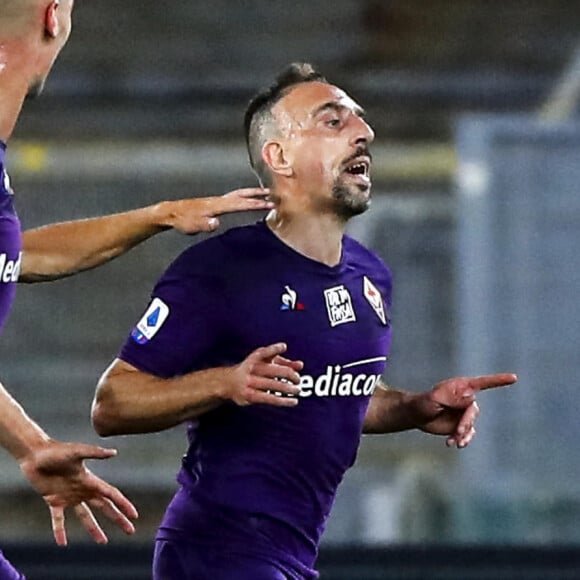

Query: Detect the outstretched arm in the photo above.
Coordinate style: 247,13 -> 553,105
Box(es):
92,343 -> 304,436
0,381 -> 138,545
363,373 -> 517,448
20,187 -> 272,282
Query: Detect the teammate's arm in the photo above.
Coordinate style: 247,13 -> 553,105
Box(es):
92,343 -> 304,436
0,381 -> 138,546
20,188 -> 272,282
362,374 -> 517,447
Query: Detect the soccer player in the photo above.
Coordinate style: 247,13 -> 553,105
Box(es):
93,63 -> 518,580
0,1 -> 271,578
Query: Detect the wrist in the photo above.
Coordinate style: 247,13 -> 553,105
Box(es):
14,433 -> 52,466
212,366 -> 237,403
411,390 -> 443,430
149,201 -> 176,231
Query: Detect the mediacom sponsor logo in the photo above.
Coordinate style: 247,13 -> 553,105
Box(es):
297,365 -> 381,398
0,252 -> 21,283
272,364 -> 382,399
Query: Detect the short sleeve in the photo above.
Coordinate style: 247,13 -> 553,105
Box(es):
119,266 -> 225,379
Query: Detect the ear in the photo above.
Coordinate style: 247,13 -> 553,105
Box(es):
262,141 -> 294,178
44,1 -> 60,39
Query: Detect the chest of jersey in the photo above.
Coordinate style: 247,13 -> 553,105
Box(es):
221,265 -> 392,381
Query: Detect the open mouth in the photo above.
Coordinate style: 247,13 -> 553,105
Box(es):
343,158 -> 371,180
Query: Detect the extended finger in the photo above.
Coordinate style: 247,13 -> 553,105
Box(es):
219,189 -> 273,212
469,373 -> 518,392
251,343 -> 288,363
87,477 -> 139,521
225,187 -> 271,199
251,376 -> 301,396
49,505 -> 67,547
67,444 -> 118,462
272,355 -> 304,372
245,389 -> 299,407
88,497 -> 136,535
255,361 -> 301,384
75,502 -> 108,545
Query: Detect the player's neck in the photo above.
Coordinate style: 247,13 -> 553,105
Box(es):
266,209 -> 345,267
0,41 -> 32,142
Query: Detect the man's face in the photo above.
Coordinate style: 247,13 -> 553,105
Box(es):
273,81 -> 375,219
28,0 -> 74,98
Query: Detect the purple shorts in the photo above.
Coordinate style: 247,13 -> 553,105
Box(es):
153,539 -> 307,580
0,550 -> 25,580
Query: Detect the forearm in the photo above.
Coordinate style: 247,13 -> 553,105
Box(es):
363,381 -> 440,434
0,381 -> 50,462
92,359 -> 229,436
20,202 -> 173,283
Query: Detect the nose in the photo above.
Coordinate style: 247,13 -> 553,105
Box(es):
350,115 -> 375,146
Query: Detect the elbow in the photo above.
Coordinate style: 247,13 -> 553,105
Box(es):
91,400 -> 118,437
91,381 -> 125,437
91,401 -> 115,437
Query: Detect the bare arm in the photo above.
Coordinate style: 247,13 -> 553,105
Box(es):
20,188 -> 272,282
0,381 -> 138,545
363,373 -> 517,448
92,343 -> 304,437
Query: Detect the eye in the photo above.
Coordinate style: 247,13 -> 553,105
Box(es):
326,118 -> 341,127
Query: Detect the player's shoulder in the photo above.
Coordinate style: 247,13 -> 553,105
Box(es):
164,221 -> 266,277
343,234 -> 391,277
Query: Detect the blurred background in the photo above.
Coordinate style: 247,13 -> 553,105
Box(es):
2,0 -> 580,578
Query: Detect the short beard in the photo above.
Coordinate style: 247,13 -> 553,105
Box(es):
331,182 -> 371,220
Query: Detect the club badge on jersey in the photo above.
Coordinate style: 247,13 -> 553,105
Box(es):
131,297 -> 170,344
363,276 -> 388,325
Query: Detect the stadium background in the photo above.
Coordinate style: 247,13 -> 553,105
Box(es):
2,1 -> 580,577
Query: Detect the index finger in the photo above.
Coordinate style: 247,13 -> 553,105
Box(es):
68,444 -> 118,462
218,188 -> 274,213
225,187 -> 270,199
469,373 -> 518,392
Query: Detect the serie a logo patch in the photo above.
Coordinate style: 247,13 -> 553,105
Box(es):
131,297 -> 170,344
324,285 -> 356,327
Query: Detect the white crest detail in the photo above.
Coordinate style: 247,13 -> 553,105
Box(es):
134,298 -> 170,342
324,285 -> 356,327
363,276 -> 386,325
281,285 -> 297,309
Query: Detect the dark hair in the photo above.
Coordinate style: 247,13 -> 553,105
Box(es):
244,62 -> 327,185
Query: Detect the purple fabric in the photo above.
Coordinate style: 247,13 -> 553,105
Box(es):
154,537 -> 304,580
0,550 -> 25,580
0,142 -> 25,580
0,141 -> 22,333
120,221 -> 393,573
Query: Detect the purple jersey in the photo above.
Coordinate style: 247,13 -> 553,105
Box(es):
0,143 -> 25,579
0,549 -> 24,580
121,221 -> 392,575
0,141 -> 22,333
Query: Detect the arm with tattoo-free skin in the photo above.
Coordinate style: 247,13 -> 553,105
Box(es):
20,188 -> 272,282
0,381 -> 138,546
92,343 -> 304,437
363,374 -> 518,448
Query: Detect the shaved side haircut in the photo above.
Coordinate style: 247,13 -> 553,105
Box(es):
244,62 -> 327,186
